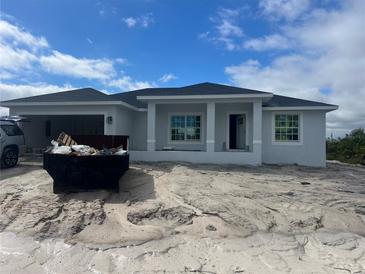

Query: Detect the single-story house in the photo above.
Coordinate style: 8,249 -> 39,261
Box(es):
0,82 -> 338,167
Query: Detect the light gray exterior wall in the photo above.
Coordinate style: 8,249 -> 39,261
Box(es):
129,111 -> 147,151
114,106 -> 133,136
262,110 -> 327,167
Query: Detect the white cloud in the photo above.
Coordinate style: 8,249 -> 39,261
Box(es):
225,57 -> 327,101
115,58 -> 127,64
243,34 -> 291,51
259,0 -> 310,21
122,13 -> 154,28
0,19 -> 45,77
40,51 -> 116,81
0,82 -> 76,116
200,7 -> 244,51
0,42 -> 37,71
216,19 -> 243,38
123,17 -> 137,28
159,73 -> 177,83
140,13 -> 154,28
201,6 -> 295,51
226,0 -> 365,136
198,32 -> 210,40
0,20 -> 48,50
108,76 -> 155,91
0,82 -> 75,101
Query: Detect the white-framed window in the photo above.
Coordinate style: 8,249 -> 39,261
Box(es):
272,112 -> 303,145
170,114 -> 202,142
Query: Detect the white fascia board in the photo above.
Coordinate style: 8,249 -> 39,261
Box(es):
263,106 -> 338,111
1,101 -> 146,112
137,93 -> 273,101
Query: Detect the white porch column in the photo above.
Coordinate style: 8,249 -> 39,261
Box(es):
206,102 -> 215,152
253,100 -> 262,164
147,102 -> 156,151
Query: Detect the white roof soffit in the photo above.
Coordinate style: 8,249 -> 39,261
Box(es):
0,101 -> 146,111
263,106 -> 339,111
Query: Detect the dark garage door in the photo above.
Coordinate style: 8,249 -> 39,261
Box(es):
20,115 -> 104,151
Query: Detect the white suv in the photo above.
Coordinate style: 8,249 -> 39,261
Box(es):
0,119 -> 26,168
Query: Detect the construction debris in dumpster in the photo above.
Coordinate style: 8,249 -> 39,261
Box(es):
49,132 -> 127,156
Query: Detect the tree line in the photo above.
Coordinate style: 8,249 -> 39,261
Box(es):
326,128 -> 365,165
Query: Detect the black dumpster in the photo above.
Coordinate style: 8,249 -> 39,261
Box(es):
43,152 -> 129,193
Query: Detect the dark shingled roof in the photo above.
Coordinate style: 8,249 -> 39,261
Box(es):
110,82 -> 271,108
109,88 -> 177,108
264,95 -> 337,108
1,82 -> 337,109
1,88 -> 111,103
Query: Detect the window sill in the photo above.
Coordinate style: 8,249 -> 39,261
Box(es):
168,141 -> 204,145
272,141 -> 303,146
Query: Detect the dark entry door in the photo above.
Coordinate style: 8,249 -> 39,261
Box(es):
229,114 -> 246,150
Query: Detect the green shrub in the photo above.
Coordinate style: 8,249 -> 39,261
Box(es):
326,128 -> 365,165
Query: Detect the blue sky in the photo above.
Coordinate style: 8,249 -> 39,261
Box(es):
1,0 -> 275,89
0,0 -> 364,136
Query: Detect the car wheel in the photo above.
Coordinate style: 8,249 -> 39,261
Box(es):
2,148 -> 18,168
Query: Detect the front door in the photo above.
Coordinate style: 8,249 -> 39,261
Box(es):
228,114 -> 246,150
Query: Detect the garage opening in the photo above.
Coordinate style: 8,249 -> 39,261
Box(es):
19,115 -> 104,152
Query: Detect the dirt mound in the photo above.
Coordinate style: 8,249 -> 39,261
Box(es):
127,204 -> 195,227
289,216 -> 323,233
0,177 -> 106,240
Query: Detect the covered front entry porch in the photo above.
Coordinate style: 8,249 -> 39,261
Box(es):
131,99 -> 264,165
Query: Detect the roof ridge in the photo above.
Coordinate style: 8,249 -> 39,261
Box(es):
110,86 -> 180,96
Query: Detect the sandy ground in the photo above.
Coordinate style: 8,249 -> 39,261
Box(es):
0,157 -> 365,274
